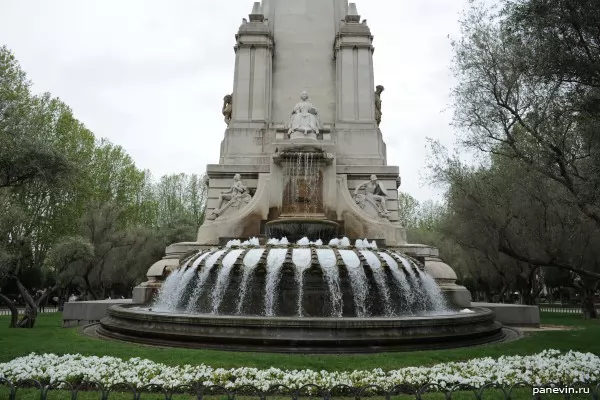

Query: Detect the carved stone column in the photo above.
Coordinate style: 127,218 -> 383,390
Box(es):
334,3 -> 375,123
220,2 -> 274,165
333,3 -> 386,166
232,2 -> 274,124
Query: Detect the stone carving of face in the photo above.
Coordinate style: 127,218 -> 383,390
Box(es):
224,94 -> 232,103
375,85 -> 384,95
234,173 -> 241,181
300,91 -> 309,101
370,175 -> 377,182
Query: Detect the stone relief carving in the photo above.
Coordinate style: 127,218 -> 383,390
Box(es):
287,91 -> 322,139
207,174 -> 252,220
354,174 -> 391,219
374,85 -> 384,126
222,94 -> 233,126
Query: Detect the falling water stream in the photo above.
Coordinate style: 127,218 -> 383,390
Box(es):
379,252 -> 416,313
185,249 -> 226,313
211,249 -> 244,313
360,250 -> 393,316
235,249 -> 265,314
283,152 -> 321,215
152,239 -> 451,317
317,249 -> 343,317
292,248 -> 311,316
264,249 -> 287,316
338,249 -> 369,317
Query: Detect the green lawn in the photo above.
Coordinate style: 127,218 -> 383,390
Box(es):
0,312 -> 598,371
1,312 -> 598,399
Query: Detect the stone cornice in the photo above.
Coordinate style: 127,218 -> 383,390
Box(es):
234,31 -> 274,51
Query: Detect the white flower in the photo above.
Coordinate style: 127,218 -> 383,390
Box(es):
0,350 -> 597,391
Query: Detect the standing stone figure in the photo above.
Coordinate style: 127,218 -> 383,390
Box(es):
287,91 -> 321,138
354,174 -> 391,218
374,85 -> 384,126
208,173 -> 252,219
222,94 -> 233,126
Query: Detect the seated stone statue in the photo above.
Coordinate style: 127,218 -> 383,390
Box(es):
354,175 -> 391,219
208,174 -> 252,219
287,91 -> 321,139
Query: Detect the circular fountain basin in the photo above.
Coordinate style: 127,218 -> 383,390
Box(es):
265,219 -> 339,243
98,305 -> 503,353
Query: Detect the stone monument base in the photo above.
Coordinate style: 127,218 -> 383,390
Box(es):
289,131 -> 317,140
472,302 -> 541,327
62,299 -> 132,327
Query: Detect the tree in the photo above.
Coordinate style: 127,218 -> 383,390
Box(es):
0,47 -> 209,326
0,47 -> 73,189
451,0 -> 600,228
397,192 -> 420,229
429,142 -> 600,314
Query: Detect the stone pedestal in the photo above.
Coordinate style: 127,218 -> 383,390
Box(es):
62,299 -> 132,327
472,302 -> 540,327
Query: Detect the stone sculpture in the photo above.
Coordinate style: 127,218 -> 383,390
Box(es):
354,174 -> 391,218
287,91 -> 321,139
222,94 -> 233,126
208,174 -> 252,220
374,85 -> 384,126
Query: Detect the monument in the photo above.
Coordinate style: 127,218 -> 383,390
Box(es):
96,0 -> 521,351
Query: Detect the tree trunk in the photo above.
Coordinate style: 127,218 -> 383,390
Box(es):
580,282 -> 598,320
0,293 -> 19,328
15,280 -> 37,328
498,284 -> 508,304
13,282 -> 62,328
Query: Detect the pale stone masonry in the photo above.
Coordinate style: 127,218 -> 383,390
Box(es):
209,0 -> 398,244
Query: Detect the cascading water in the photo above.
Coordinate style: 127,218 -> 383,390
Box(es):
390,251 -> 430,312
338,249 -> 369,317
185,249 -> 226,313
317,248 -> 343,317
292,248 -> 312,316
361,250 -> 394,316
282,151 -> 323,215
417,269 -> 449,311
150,237 -> 452,318
379,252 -> 416,314
264,248 -> 287,316
235,248 -> 264,314
152,268 -> 184,312
210,249 -> 244,313
153,254 -> 202,311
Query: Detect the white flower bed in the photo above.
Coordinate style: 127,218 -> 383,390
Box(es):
0,350 -> 598,390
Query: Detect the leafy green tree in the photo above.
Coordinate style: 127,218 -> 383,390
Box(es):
0,46 -> 208,326
429,142 -> 600,315
397,192 -> 420,229
451,0 -> 600,227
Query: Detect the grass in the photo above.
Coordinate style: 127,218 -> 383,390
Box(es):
1,312 -> 598,398
0,312 -> 599,371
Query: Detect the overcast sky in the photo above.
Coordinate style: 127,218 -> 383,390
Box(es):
0,0 -> 468,202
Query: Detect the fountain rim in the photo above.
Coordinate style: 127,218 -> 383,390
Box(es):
107,304 -> 495,327
264,219 -> 340,229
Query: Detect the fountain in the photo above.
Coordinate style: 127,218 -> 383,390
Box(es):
100,236 -> 502,351
96,0 -> 506,351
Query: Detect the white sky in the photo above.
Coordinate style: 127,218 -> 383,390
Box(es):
0,0 -> 468,202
